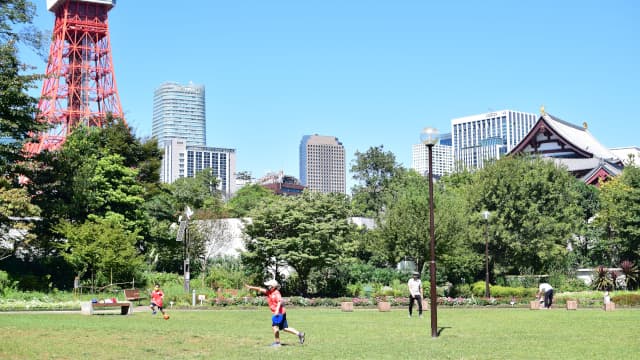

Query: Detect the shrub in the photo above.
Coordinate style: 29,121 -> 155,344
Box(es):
0,270 -> 17,295
558,277 -> 590,292
471,281 -> 487,297
450,283 -> 472,298
491,285 -> 534,298
592,266 -> 614,290
620,260 -> 639,290
611,293 -> 640,306
346,283 -> 361,297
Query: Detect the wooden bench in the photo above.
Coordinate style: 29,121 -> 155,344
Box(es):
123,289 -> 145,305
81,301 -> 132,315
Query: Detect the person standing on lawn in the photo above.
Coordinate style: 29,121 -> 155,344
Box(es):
536,282 -> 554,309
245,280 -> 305,347
150,284 -> 166,316
408,271 -> 423,318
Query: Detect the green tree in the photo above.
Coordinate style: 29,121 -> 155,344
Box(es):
56,216 -> 144,291
170,169 -> 222,214
0,177 -> 40,260
378,169 -> 479,283
0,0 -> 45,177
469,156 -> 583,274
140,187 -> 185,272
0,1 -> 45,52
595,165 -> 640,264
242,191 -> 353,295
27,121 -> 160,253
350,145 -> 404,217
379,170 -> 430,270
568,180 -> 602,267
434,178 -> 481,284
225,184 -> 276,217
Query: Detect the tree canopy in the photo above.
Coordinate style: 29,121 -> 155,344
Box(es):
242,191 -> 353,294
469,156 -> 584,274
350,145 -> 404,217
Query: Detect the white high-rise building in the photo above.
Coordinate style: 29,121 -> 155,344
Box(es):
452,110 -> 537,170
299,134 -> 346,194
412,133 -> 453,178
161,139 -> 236,197
152,82 -> 206,147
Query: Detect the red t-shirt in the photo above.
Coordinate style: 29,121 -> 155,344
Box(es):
266,288 -> 284,314
151,289 -> 164,307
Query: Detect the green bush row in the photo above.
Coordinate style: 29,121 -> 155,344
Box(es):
469,281 -> 537,298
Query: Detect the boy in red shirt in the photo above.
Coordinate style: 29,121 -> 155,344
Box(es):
246,280 -> 305,347
150,284 -> 166,316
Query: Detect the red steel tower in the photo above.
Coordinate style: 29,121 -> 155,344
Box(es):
28,0 -> 123,153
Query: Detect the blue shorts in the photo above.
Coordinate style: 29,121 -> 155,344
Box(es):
271,313 -> 288,330
151,302 -> 163,311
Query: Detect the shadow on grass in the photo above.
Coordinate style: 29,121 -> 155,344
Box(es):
438,326 -> 452,336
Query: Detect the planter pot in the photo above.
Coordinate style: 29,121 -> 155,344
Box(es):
566,300 -> 578,310
340,302 -> 354,312
422,300 -> 430,311
604,302 -> 615,311
529,301 -> 540,310
377,301 -> 391,312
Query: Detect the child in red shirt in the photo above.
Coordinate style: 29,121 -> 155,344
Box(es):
246,280 -> 305,347
150,284 -> 166,316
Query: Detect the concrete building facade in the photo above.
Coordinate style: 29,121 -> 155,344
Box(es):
161,139 -> 236,197
299,134 -> 346,194
412,132 -> 453,178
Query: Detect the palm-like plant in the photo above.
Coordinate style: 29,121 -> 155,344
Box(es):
592,265 -> 613,291
620,260 -> 639,290
611,271 -> 619,290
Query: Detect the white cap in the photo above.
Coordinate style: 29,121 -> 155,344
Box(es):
264,279 -> 279,288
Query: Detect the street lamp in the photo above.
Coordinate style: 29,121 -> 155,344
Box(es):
420,127 -> 439,338
482,210 -> 491,298
176,207 -> 194,292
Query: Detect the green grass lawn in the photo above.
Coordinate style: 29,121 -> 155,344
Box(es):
1,307 -> 638,359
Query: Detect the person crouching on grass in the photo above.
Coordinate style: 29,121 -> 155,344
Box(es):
245,280 -> 305,347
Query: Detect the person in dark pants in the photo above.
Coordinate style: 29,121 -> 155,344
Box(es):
408,271 -> 423,318
537,283 -> 554,309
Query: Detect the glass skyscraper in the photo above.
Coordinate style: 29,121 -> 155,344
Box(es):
452,110 -> 537,170
152,82 -> 206,147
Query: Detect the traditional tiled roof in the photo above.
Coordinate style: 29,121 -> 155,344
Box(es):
580,161 -> 623,185
510,112 -> 624,184
540,113 -> 620,162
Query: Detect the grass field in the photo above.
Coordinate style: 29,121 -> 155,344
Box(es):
1,307 -> 639,359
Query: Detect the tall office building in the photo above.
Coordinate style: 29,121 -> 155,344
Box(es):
412,133 -> 453,178
452,110 -> 537,170
152,82 -> 206,147
161,139 -> 236,197
299,134 -> 346,194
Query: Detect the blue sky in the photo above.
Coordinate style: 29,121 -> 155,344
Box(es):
23,0 -> 639,191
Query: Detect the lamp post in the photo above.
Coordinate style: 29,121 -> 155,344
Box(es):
420,127 -> 439,338
482,210 -> 490,298
176,207 -> 194,292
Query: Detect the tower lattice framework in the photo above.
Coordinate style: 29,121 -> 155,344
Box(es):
28,0 -> 123,153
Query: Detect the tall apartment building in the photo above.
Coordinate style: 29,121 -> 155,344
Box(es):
411,133 -> 453,178
152,82 -> 206,147
452,110 -> 537,170
161,139 -> 236,197
299,134 -> 346,194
